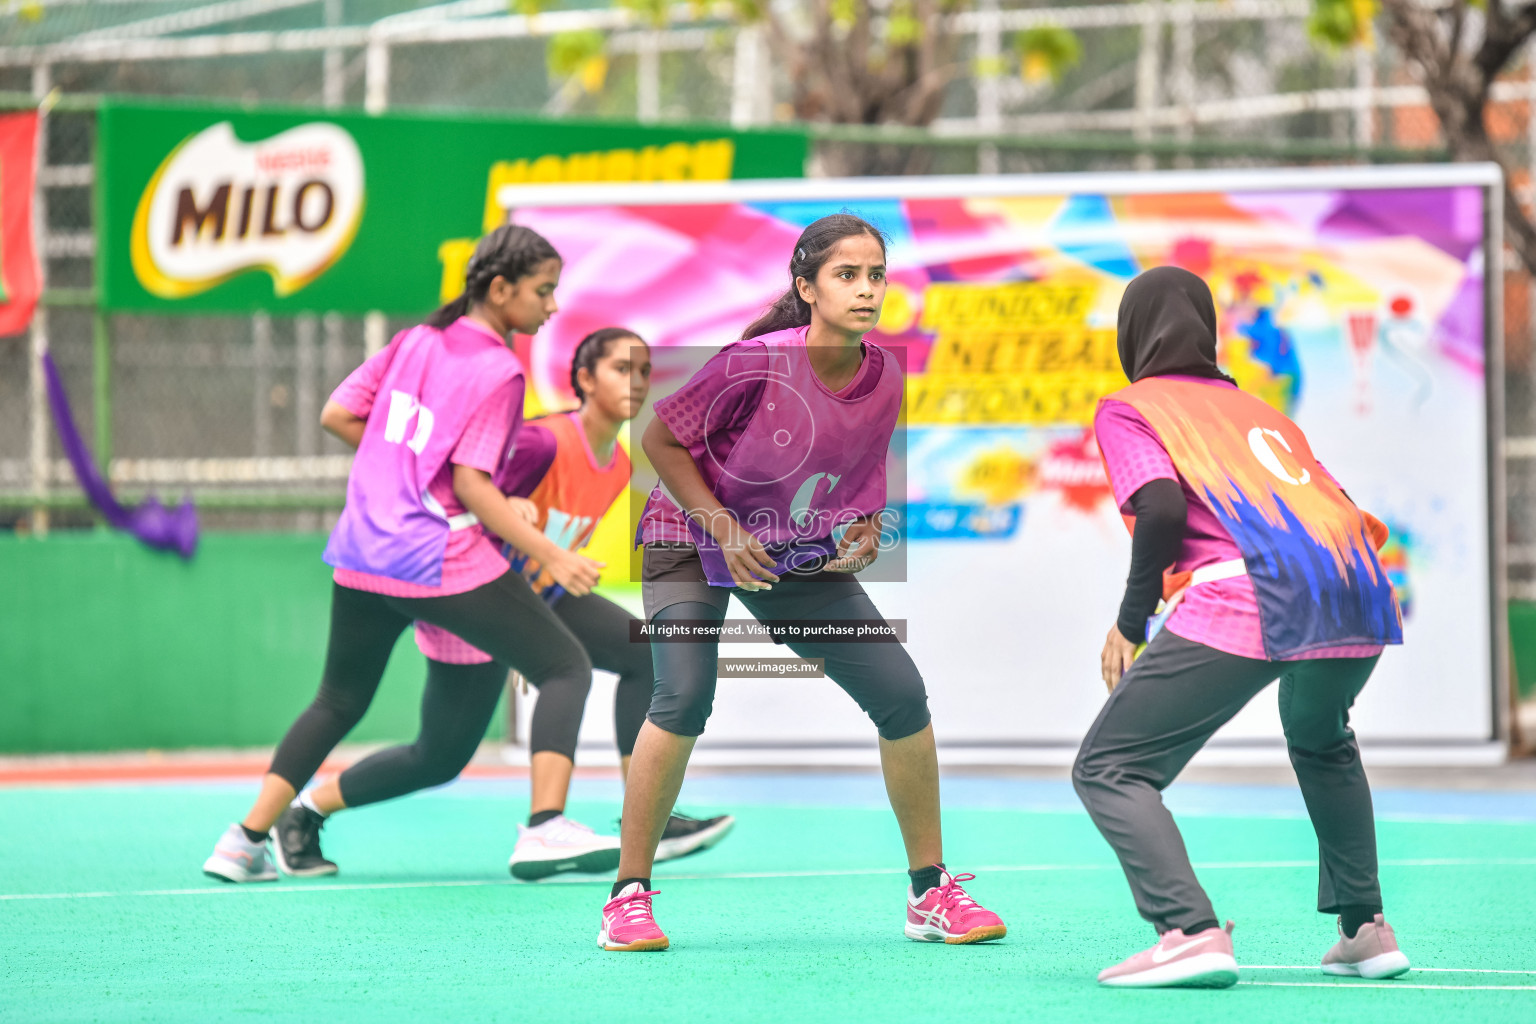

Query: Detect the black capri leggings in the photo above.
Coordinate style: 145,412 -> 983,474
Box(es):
641,545 -> 930,741
267,571 -> 591,801
331,587 -> 656,809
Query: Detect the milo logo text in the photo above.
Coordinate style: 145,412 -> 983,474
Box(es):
131,121 -> 365,298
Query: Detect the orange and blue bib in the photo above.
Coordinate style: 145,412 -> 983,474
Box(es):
1106,377 -> 1402,658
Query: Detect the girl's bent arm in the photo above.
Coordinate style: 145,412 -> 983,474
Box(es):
642,417 -> 777,589
642,417 -> 729,536
320,401 -> 366,449
452,464 -> 602,596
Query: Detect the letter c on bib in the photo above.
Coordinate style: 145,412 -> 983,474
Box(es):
1247,426 -> 1311,486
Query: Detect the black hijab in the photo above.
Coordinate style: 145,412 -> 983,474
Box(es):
1116,266 -> 1235,384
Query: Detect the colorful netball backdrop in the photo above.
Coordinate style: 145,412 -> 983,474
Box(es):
510,176 -> 1492,750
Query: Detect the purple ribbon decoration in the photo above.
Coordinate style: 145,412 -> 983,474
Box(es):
41,350 -> 198,559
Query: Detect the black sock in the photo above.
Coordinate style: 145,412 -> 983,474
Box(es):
528,810 -> 562,828
908,863 -> 943,896
1339,905 -> 1382,938
612,877 -> 650,898
240,825 -> 268,844
1183,919 -> 1219,935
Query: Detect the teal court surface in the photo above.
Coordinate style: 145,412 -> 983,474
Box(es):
2,767 -> 1533,1023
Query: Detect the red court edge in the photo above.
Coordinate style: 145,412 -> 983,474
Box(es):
0,758 -> 618,786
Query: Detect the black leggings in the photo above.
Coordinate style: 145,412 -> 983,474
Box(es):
267,572 -> 591,800
647,594 -> 930,740
333,587 -> 656,808
552,589 -> 655,758
640,542 -> 930,740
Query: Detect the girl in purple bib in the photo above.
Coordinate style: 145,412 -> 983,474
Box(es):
203,226 -> 605,884
598,214 -> 1007,952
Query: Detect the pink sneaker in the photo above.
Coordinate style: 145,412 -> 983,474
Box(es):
1098,921 -> 1238,988
905,868 -> 1007,944
598,882 -> 669,952
1321,914 -> 1410,979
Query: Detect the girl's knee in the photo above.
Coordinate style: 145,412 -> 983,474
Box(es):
868,667 -> 929,740
647,679 -> 715,737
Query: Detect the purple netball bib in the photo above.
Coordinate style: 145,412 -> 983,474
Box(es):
323,319 -> 523,586
685,327 -> 903,586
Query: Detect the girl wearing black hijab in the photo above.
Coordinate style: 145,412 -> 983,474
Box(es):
1076,267 -> 1407,988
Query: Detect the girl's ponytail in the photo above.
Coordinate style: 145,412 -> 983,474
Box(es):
742,213 -> 889,340
427,224 -> 561,329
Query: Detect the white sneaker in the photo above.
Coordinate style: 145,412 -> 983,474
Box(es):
508,815 -> 621,880
202,823 -> 279,883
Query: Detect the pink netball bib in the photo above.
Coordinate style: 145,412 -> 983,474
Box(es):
323,318 -> 524,586
686,327 -> 903,586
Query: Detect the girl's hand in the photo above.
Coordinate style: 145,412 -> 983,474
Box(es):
825,517 -> 880,573
713,519 -> 779,591
506,496 -> 539,524
544,548 -> 604,597
1100,625 -> 1138,692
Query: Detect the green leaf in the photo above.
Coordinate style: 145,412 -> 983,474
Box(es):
1015,25 -> 1081,84
888,14 -> 922,47
548,29 -> 607,78
1307,0 -> 1377,49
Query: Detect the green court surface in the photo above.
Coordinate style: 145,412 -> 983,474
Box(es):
1,773 -> 1533,1023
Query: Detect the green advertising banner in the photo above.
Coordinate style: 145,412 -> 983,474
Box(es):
96,100 -> 807,315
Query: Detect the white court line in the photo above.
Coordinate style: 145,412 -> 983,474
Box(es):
1240,981 -> 1536,991
1247,966 -> 1536,974
3,856 -> 1534,902
0,879 -> 520,901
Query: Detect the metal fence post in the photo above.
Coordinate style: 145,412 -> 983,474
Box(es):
28,63 -> 51,535
323,0 -> 345,108
1134,3 -> 1163,172
976,0 -> 1002,176
364,311 -> 386,358
1353,42 -> 1375,148
730,25 -> 763,129
93,309 -> 111,476
252,311 -> 273,458
637,32 -> 660,123
295,314 -> 318,458
365,36 -> 389,115
1171,0 -> 1195,166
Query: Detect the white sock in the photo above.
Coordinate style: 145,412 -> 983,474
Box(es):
296,789 -> 326,817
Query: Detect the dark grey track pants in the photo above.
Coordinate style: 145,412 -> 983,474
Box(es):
1073,629 -> 1383,934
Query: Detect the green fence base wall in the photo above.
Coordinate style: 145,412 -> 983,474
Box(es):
0,532 -> 506,753
3,532 -> 1535,753
1509,601 -> 1536,702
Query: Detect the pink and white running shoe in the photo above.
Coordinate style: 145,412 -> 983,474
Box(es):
598,882 -> 669,952
905,868 -> 1007,944
1098,921 -> 1238,988
1321,914 -> 1410,979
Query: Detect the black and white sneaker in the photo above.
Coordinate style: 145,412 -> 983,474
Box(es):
654,812 -> 735,863
271,804 -> 339,877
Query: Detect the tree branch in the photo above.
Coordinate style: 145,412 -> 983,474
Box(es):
1379,0 -> 1536,275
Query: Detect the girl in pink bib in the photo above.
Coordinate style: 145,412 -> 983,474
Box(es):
598,214 -> 1006,953
203,226 -> 604,885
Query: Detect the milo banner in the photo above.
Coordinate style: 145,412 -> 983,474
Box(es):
96,100 -> 807,315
